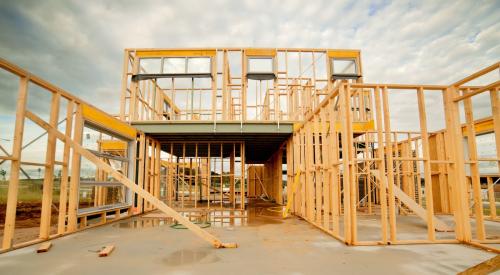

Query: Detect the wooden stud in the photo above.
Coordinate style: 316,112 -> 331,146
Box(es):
382,86 -> 397,243
119,50 -> 129,120
241,142 -> 245,209
67,104 -> 84,232
207,143 -> 211,209
230,144 -> 235,207
313,115 -> 322,224
39,93 -> 60,239
487,177 -> 497,220
490,88 -> 500,220
320,108 -> 331,229
144,139 -> 151,210
340,83 -> 355,244
463,90 -> 485,240
416,87 -> 436,240
443,87 -> 472,242
57,100 -> 75,234
373,86 -> 389,243
136,134 -> 146,213
2,76 -> 28,249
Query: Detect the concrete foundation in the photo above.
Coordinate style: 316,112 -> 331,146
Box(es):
0,201 -> 496,274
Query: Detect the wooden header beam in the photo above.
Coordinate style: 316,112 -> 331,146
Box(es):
135,49 -> 217,58
82,103 -> 137,140
327,50 -> 360,58
245,49 -> 277,57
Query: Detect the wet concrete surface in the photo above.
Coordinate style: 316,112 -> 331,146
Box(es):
0,201 -> 497,274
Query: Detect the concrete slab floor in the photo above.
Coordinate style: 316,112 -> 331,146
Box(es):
0,205 -> 497,275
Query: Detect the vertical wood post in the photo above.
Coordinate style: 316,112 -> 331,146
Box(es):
443,87 -> 471,242
67,104 -> 84,232
382,86 -> 397,243
463,90 -> 485,240
416,87 -> 436,241
2,77 -> 28,249
39,92 -> 60,239
57,100 -> 74,234
119,49 -> 129,121
373,86 -> 389,243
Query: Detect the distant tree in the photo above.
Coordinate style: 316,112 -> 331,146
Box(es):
0,169 -> 6,181
37,167 -> 42,178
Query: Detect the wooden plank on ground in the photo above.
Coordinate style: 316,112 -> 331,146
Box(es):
98,245 -> 115,257
36,242 -> 52,253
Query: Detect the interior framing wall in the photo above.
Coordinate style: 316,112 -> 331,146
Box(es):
286,62 -> 500,250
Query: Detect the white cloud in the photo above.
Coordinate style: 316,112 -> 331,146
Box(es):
0,0 -> 498,160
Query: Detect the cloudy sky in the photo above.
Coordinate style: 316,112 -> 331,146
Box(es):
1,0 -> 498,111
0,0 -> 499,172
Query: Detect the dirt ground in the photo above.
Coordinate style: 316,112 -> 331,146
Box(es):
0,202 -> 59,245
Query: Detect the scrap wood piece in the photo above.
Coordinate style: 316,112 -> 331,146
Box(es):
36,242 -> 52,253
25,110 -> 237,249
98,245 -> 115,257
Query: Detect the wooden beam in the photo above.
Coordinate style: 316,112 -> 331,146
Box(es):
382,87 -> 397,242
67,105 -> 84,232
136,134 -> 146,213
339,83 -> 354,244
443,87 -> 472,242
487,177 -> 497,220
39,92 -> 60,239
119,49 -> 129,120
57,100 -> 74,234
36,242 -> 52,253
98,245 -> 115,257
416,87 -> 436,240
2,77 -> 28,249
373,86 -> 388,243
463,90 -> 485,240
490,87 -> 500,218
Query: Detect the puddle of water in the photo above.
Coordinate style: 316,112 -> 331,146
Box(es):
163,249 -> 220,266
113,218 -> 171,229
245,205 -> 284,226
115,201 -> 285,229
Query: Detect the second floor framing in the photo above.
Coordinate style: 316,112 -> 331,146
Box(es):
119,48 -> 367,124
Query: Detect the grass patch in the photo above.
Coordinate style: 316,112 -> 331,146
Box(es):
0,179 -> 61,204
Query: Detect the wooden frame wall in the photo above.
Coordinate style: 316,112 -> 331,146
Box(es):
119,48 -> 365,124
0,58 -> 234,252
1,53 -> 498,252
0,58 -> 138,251
286,62 -> 500,249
